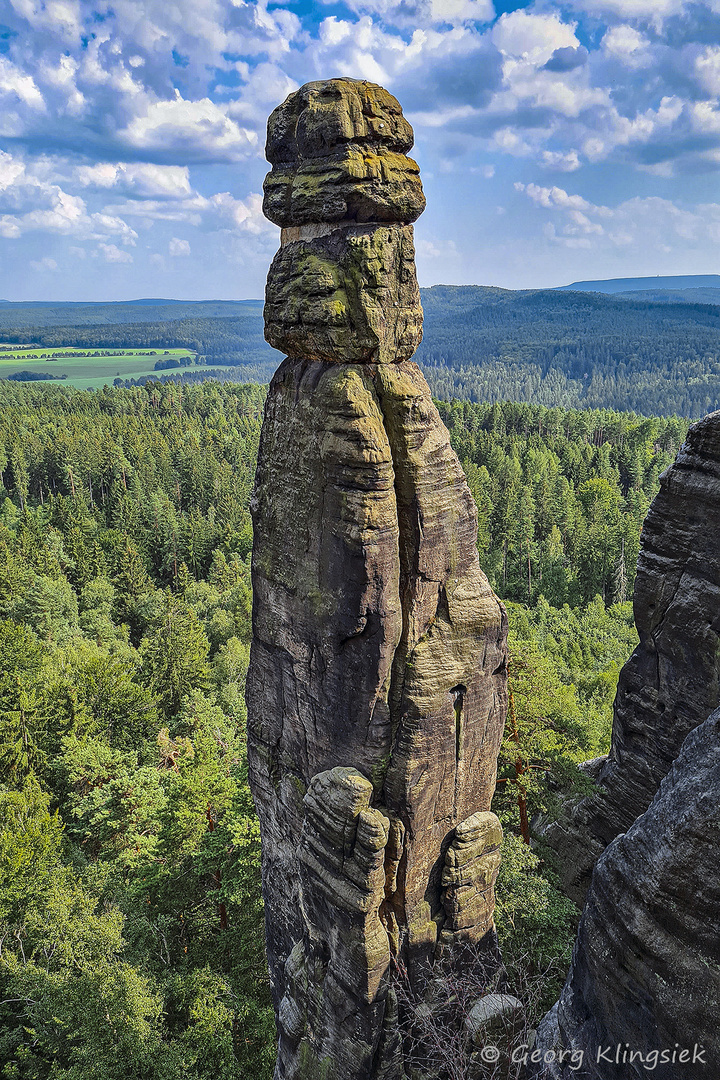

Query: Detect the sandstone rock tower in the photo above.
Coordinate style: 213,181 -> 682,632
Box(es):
246,78 -> 508,1080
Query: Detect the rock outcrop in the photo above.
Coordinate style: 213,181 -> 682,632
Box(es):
542,411 -> 720,903
246,78 -> 508,1080
532,705 -> 720,1079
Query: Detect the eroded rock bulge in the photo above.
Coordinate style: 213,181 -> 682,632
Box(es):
247,78 -> 508,1080
264,224 -> 423,364
532,707 -> 720,1080
541,410 -> 720,903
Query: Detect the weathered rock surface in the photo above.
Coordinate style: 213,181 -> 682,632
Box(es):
265,223 -> 422,364
263,78 -> 425,229
276,768 -> 403,1080
532,706 -> 720,1079
247,78 -> 508,1080
247,354 -> 508,1007
437,813 -> 503,970
541,410 -> 720,903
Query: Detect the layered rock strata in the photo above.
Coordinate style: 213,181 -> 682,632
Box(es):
542,410 -> 720,902
532,706 -> 720,1080
246,78 -> 508,1080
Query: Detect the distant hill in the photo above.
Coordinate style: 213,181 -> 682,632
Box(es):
556,274 -> 720,294
0,299 -> 261,329
613,288 -> 720,306
417,285 -> 720,418
2,287 -> 720,417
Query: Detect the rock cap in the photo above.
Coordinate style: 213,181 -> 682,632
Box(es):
263,77 -> 425,228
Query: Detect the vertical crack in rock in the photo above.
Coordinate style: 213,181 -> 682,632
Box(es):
539,411 -> 720,904
246,78 -> 508,1080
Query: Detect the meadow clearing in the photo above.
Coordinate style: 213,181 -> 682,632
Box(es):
0,345 -> 210,388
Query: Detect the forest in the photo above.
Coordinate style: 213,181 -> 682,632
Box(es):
0,288 -> 719,415
0,380 -> 684,1077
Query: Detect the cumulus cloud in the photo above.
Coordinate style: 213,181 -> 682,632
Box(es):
168,236 -> 191,256
541,148 -> 581,170
29,256 -> 58,271
0,57 -> 45,111
324,0 -> 494,27
74,163 -> 193,199
116,93 -> 258,163
0,149 -> 139,244
543,45 -> 589,72
3,0 -> 720,294
517,180 -> 720,255
95,242 -> 133,263
566,0 -> 686,21
694,45 -> 720,96
492,11 -> 580,65
601,24 -> 652,66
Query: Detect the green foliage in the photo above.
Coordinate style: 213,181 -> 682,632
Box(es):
0,381 -> 658,1077
439,398 -> 685,606
419,285 -> 720,418
0,381 -> 273,1080
494,834 -> 578,1011
494,631 -> 589,835
2,288 -> 720,416
139,596 -> 211,718
507,596 -> 637,755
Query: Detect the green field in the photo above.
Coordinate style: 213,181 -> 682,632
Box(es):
0,346 -> 205,388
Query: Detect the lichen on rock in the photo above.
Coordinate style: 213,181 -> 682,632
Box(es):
265,224 -> 422,364
263,78 -> 425,228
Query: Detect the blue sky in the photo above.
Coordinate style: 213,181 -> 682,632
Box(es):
0,0 -> 719,300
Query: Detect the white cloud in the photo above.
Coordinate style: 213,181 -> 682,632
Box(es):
116,91 -> 258,161
327,0 -> 494,27
29,256 -> 58,271
98,188 -> 273,242
492,11 -> 579,65
541,148 -> 581,171
0,0 -> 719,295
9,0 -> 82,41
0,57 -> 45,110
567,0 -> 685,20
95,242 -> 133,263
493,127 -> 535,155
0,149 -> 139,245
43,54 -> 85,114
74,162 -> 192,199
0,152 -> 26,192
429,0 -> 494,23
516,181 -> 600,213
602,24 -> 652,67
168,236 -> 190,256
518,181 -> 720,255
695,46 -> 720,97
